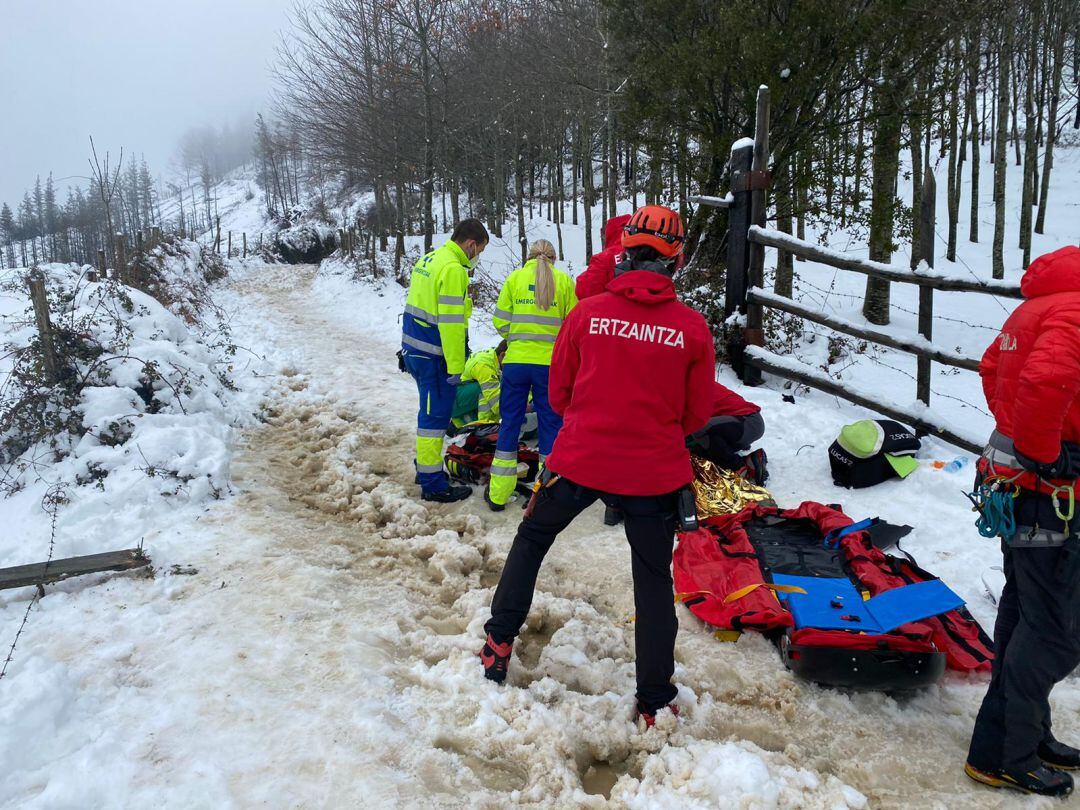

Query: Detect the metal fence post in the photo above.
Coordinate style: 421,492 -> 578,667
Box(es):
917,169 -> 936,409
743,86 -> 772,386
725,145 -> 754,323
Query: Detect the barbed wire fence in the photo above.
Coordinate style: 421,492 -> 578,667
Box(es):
0,482 -> 66,682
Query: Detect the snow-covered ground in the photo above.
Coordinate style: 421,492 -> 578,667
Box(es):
2,142 -> 1079,807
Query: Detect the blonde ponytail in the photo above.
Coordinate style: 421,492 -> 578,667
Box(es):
529,239 -> 557,310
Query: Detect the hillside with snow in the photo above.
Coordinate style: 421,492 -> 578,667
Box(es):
0,136 -> 1078,809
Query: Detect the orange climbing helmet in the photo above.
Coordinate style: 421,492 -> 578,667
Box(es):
622,205 -> 686,258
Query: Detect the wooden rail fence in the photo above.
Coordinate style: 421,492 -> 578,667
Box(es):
698,85 -> 1024,454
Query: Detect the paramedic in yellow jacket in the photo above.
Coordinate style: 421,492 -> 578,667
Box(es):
486,239 -> 577,510
460,341 -> 507,424
401,218 -> 488,503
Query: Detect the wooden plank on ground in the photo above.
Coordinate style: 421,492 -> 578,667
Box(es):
0,548 -> 151,592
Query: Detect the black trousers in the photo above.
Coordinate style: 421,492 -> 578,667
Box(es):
968,538 -> 1080,772
485,477 -> 680,712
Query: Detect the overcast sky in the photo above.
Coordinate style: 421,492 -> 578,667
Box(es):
0,0 -> 296,207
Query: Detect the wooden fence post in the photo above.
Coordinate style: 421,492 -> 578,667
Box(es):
917,169 -> 937,409
97,249 -> 107,279
28,273 -> 60,384
227,231 -> 232,258
743,86 -> 772,386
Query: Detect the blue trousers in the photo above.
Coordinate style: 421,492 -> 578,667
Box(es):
404,351 -> 454,492
496,363 -> 562,459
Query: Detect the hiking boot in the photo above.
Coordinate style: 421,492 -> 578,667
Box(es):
638,702 -> 680,729
421,483 -> 472,503
1040,739 -> 1080,771
965,762 -> 1074,797
739,448 -> 769,486
480,634 -> 513,682
484,485 -> 506,512
603,505 -> 624,526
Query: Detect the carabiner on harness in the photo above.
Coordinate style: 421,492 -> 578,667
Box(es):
1049,482 -> 1076,524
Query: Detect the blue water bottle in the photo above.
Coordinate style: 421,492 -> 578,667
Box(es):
944,456 -> 969,474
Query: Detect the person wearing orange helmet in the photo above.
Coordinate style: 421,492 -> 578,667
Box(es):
480,204 -> 716,729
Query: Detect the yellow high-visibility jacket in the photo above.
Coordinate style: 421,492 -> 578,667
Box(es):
493,260 -> 577,365
402,240 -> 471,374
461,348 -> 502,422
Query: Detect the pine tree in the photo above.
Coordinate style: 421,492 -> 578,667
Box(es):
44,174 -> 58,261
0,203 -> 14,268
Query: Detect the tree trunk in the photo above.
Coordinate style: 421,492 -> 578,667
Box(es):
910,112 -> 924,270
968,25 -> 982,243
947,49 -> 960,262
993,21 -> 1013,280
582,125 -> 595,261
863,70 -> 907,325
1036,19 -> 1065,234
774,165 -> 794,298
1019,1 -> 1039,269
515,148 -> 527,265
608,111 -> 618,219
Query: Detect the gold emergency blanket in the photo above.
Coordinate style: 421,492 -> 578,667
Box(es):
691,456 -> 774,519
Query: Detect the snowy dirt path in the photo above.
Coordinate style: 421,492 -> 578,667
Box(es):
10,262 -> 1059,808
199,262 -> 1065,809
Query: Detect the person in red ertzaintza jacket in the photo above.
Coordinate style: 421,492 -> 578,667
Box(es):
481,205 -> 715,727
576,214 -> 631,300
966,245 -> 1080,797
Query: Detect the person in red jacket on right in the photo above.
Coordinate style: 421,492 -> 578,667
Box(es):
966,245 -> 1080,798
480,205 -> 716,727
575,213 -> 632,300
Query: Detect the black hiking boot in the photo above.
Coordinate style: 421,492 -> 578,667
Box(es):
421,483 -> 472,503
1040,739 -> 1080,771
739,448 -> 769,486
965,762 -> 1074,797
484,485 -> 506,512
603,505 -> 623,526
480,633 -> 513,682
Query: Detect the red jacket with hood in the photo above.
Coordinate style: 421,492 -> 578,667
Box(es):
980,246 -> 1080,472
546,270 -> 716,495
575,214 -> 632,300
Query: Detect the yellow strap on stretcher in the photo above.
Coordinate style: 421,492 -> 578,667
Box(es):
674,582 -> 808,606
722,582 -> 808,604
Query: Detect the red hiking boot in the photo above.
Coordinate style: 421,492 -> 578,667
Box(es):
480,634 -> 513,683
638,702 -> 680,728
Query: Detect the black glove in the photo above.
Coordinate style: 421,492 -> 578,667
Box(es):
1015,442 -> 1080,479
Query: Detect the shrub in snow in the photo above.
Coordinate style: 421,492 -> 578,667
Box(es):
0,262 -> 239,499
129,236 -> 227,324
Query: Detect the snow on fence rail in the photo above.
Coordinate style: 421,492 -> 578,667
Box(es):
744,347 -> 985,454
746,227 -> 1024,298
